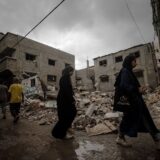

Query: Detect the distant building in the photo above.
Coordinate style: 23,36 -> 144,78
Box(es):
151,0 -> 160,45
0,33 -> 4,40
153,37 -> 160,77
151,0 -> 160,77
94,43 -> 159,92
76,65 -> 95,91
0,32 -> 75,88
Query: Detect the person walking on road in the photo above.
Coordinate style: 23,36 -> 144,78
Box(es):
8,77 -> 24,123
0,81 -> 8,119
113,53 -> 160,150
52,66 -> 77,139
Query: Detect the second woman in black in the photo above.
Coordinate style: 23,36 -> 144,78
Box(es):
52,66 -> 77,139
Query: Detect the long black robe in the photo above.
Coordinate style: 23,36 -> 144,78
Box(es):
113,67 -> 159,138
52,75 -> 77,139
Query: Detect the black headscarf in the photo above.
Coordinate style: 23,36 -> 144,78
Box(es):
122,53 -> 137,71
62,66 -> 74,77
114,53 -> 137,87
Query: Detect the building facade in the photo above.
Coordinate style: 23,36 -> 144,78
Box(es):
151,0 -> 160,78
94,44 -> 158,92
76,66 -> 95,91
151,0 -> 160,45
0,32 -> 75,88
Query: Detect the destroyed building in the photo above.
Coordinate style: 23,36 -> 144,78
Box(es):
0,32 -> 75,88
93,43 -> 159,92
154,37 -> 160,77
76,61 -> 95,91
151,0 -> 160,77
151,0 -> 160,46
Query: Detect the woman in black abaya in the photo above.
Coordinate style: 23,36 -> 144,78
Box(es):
52,66 -> 77,139
113,53 -> 160,149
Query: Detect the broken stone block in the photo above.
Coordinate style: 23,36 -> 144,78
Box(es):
104,112 -> 120,119
81,98 -> 90,105
45,100 -> 57,108
38,119 -> 47,125
104,121 -> 117,131
80,91 -> 90,96
85,104 -> 98,117
85,123 -> 112,136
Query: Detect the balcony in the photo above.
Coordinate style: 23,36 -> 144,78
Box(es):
0,56 -> 17,72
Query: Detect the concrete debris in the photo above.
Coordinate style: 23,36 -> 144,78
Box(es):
20,85 -> 160,136
85,104 -> 98,117
85,123 -> 114,136
104,112 -> 121,119
45,100 -> 57,108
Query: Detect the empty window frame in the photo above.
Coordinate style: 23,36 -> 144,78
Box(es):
48,59 -> 55,66
99,75 -> 109,82
65,63 -> 71,67
47,75 -> 56,82
134,51 -> 140,58
0,47 -> 15,59
25,53 -> 36,61
99,59 -> 107,66
134,70 -> 143,78
30,78 -> 36,87
115,56 -> 123,63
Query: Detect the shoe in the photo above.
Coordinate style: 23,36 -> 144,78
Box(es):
154,133 -> 160,141
67,128 -> 75,136
155,141 -> 160,150
64,133 -> 74,140
13,116 -> 19,123
116,137 -> 132,147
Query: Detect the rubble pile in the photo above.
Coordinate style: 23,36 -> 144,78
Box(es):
20,85 -> 160,136
145,86 -> 160,128
21,99 -> 58,125
73,91 -> 120,136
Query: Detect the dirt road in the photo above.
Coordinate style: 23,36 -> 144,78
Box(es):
0,115 -> 160,160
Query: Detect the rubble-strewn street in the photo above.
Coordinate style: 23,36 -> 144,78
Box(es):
0,0 -> 160,159
21,87 -> 160,136
1,87 -> 160,160
0,114 -> 160,160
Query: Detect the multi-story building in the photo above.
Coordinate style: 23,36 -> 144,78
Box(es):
0,33 -> 4,39
0,32 -> 75,88
151,0 -> 160,76
151,0 -> 160,45
76,64 -> 95,91
94,43 -> 159,92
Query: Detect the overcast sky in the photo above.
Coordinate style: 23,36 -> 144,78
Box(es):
0,0 -> 154,69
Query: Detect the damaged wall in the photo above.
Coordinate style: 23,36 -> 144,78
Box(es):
0,32 -> 75,89
94,43 -> 159,92
76,66 -> 95,91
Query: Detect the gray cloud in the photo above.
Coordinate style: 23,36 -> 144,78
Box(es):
0,0 -> 154,69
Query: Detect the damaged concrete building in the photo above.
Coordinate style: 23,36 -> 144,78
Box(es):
151,0 -> 160,46
76,64 -> 95,91
151,0 -> 160,77
93,43 -> 159,92
0,32 -> 75,88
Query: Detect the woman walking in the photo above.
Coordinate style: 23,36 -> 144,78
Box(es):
113,53 -> 160,149
52,66 -> 77,139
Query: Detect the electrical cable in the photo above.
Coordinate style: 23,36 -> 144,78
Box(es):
123,0 -> 146,44
12,0 -> 66,48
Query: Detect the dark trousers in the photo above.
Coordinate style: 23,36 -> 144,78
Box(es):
10,103 -> 21,118
52,107 -> 77,139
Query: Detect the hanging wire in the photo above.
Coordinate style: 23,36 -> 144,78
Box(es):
123,0 -> 146,44
12,0 -> 66,48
